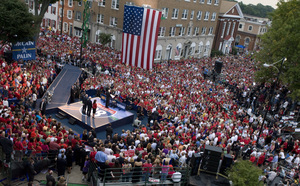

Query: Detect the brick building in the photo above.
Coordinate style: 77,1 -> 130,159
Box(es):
235,15 -> 269,52
212,0 -> 243,54
58,0 -> 75,35
73,0 -> 222,60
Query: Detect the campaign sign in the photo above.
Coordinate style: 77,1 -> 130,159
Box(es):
12,41 -> 36,61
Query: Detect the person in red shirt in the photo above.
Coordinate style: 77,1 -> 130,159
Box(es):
142,159 -> 152,181
249,154 -> 256,163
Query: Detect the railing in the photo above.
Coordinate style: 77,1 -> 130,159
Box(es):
89,161 -> 190,186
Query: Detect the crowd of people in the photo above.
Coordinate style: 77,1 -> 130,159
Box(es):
0,31 -> 299,186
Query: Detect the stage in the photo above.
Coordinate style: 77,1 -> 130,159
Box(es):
58,97 -> 134,132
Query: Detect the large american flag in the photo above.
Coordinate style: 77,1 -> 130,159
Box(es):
122,5 -> 162,70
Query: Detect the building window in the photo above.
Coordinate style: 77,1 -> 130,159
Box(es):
221,22 -> 226,38
172,8 -> 179,19
197,11 -> 202,20
187,26 -> 192,36
95,30 -> 101,43
201,27 -> 206,35
179,27 -> 185,36
214,0 -> 219,5
63,22 -> 68,32
97,14 -> 104,24
193,27 -> 199,36
208,27 -> 213,35
248,25 -> 253,31
207,0 -> 212,4
245,37 -> 250,47
182,9 -> 188,19
59,8 -> 62,17
98,0 -> 105,6
231,22 -> 236,36
235,35 -> 240,45
169,27 -> 176,36
25,0 -> 29,4
51,7 -> 56,14
52,20 -> 56,28
193,0 -> 197,2
68,0 -> 73,7
162,8 -> 169,18
204,12 -> 210,20
199,42 -> 203,54
200,0 -> 205,4
78,0 -> 82,6
211,12 -> 216,21
67,10 -> 72,19
110,17 -> 117,26
76,11 -> 81,20
190,10 -> 194,20
175,44 -> 182,57
111,0 -> 119,9
158,27 -> 166,37
239,24 -> 243,29
155,45 -> 162,60
75,29 -> 82,37
226,22 -> 231,36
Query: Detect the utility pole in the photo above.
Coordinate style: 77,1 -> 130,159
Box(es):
60,0 -> 64,35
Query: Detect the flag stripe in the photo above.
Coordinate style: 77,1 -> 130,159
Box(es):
121,33 -> 126,63
129,35 -> 135,67
139,8 -> 149,69
151,11 -> 162,70
148,11 -> 158,70
122,5 -> 162,70
146,10 -> 155,70
126,34 -> 131,66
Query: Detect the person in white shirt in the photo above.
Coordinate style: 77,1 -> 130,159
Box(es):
293,154 -> 300,166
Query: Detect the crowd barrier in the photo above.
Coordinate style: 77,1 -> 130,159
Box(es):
88,161 -> 190,186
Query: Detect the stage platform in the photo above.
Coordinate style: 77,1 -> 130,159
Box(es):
58,97 -> 134,132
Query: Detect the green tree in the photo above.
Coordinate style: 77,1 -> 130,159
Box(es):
0,0 -> 35,48
98,33 -> 112,46
226,160 -> 263,186
255,0 -> 300,98
32,0 -> 80,37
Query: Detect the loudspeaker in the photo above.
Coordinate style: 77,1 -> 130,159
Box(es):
68,117 -> 76,125
220,154 -> 233,175
37,49 -> 42,55
215,60 -> 223,74
201,145 -> 222,173
190,153 -> 201,176
4,51 -> 13,63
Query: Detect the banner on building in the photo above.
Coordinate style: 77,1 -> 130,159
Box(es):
12,41 -> 36,61
121,5 -> 162,70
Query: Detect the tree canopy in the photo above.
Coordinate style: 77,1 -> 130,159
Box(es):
98,33 -> 112,46
0,0 -> 35,46
255,0 -> 300,99
226,160 -> 263,186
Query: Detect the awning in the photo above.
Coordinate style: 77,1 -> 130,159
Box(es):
235,45 -> 246,49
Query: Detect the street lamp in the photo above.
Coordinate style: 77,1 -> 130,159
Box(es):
168,44 -> 172,64
256,57 -> 286,147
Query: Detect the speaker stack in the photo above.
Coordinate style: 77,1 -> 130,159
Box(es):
214,60 -> 223,74
201,145 -> 222,173
190,153 -> 201,176
220,154 -> 233,175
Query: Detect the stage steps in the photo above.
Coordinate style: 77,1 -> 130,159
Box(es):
55,111 -> 67,119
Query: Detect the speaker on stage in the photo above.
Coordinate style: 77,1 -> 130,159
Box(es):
215,60 -> 223,74
201,145 -> 222,173
4,51 -> 13,64
190,153 -> 201,176
68,117 -> 76,125
220,154 -> 233,175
